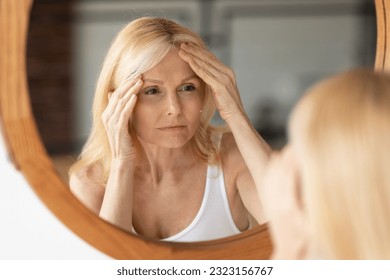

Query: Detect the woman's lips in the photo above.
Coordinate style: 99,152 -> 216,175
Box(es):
158,125 -> 186,131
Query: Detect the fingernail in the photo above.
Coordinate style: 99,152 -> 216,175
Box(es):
135,79 -> 142,86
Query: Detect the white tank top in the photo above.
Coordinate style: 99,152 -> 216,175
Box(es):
161,164 -> 242,242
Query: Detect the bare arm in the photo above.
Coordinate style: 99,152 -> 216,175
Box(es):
70,76 -> 143,232
69,160 -> 136,232
99,159 -> 135,231
221,133 -> 267,224
227,114 -> 271,193
236,165 -> 267,225
179,43 -> 271,210
98,76 -> 143,232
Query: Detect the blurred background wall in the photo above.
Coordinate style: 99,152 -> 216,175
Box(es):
26,0 -> 376,180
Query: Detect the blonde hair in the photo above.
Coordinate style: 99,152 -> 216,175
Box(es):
290,68 -> 390,259
70,17 -> 220,181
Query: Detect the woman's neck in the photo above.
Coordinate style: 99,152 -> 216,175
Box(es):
135,138 -> 199,183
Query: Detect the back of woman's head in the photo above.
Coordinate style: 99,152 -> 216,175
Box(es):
290,68 -> 390,259
70,17 -> 217,180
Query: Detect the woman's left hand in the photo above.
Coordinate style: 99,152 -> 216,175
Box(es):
179,43 -> 245,121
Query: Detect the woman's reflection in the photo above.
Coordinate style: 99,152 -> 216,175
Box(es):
69,17 -> 270,242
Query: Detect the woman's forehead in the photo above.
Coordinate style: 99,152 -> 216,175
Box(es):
148,49 -> 190,69
142,50 -> 196,81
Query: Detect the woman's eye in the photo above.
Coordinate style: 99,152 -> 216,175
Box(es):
144,87 -> 160,95
179,84 -> 196,92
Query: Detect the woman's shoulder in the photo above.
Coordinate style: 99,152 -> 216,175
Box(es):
69,163 -> 105,214
70,162 -> 103,185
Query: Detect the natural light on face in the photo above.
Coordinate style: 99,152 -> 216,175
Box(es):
131,49 -> 204,149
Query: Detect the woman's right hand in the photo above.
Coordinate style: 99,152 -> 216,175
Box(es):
179,43 -> 245,122
101,76 -> 143,161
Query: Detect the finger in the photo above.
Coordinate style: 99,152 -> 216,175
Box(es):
179,49 -> 224,91
108,74 -> 141,105
107,77 -> 142,111
180,50 -> 244,114
180,43 -> 235,80
103,78 -> 142,124
180,43 -> 224,71
121,78 -> 143,104
117,93 -> 138,130
111,79 -> 143,119
179,47 -> 236,96
180,49 -> 218,77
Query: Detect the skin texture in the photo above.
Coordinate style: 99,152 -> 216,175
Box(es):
133,50 -> 203,150
70,46 -> 269,240
179,43 -> 271,223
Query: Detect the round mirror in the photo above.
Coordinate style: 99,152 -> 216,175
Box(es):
0,0 -> 386,259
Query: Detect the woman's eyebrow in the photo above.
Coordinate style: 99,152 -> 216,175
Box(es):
181,75 -> 200,83
143,75 -> 200,85
143,78 -> 163,85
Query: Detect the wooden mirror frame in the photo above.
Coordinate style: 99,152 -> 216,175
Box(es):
0,0 -> 387,259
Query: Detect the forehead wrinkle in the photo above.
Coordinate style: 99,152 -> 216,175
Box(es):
143,78 -> 164,85
143,74 -> 200,85
181,74 -> 200,83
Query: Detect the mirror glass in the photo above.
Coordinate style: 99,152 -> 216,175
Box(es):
26,0 -> 376,241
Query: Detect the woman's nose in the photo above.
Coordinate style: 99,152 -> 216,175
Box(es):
166,93 -> 182,116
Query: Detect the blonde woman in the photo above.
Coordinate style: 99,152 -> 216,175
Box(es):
69,17 -> 271,242
260,68 -> 390,259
